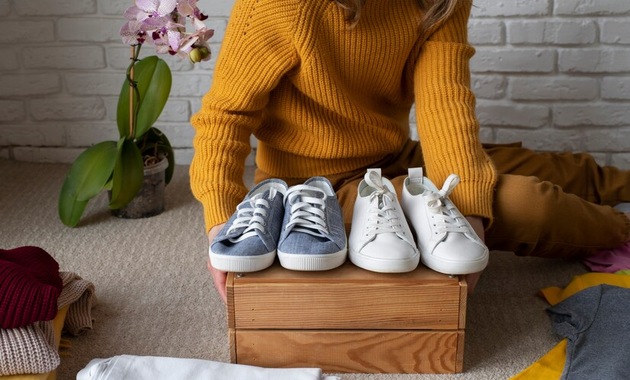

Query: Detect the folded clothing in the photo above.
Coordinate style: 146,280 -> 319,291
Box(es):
77,355 -> 341,380
0,320 -> 61,376
0,247 -> 63,329
583,240 -> 630,273
1,271 -> 96,377
58,272 -> 96,336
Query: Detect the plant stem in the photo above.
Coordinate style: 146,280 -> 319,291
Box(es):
129,46 -> 134,138
126,44 -> 142,139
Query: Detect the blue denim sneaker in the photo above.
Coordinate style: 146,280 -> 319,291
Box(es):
209,179 -> 288,272
277,177 -> 347,271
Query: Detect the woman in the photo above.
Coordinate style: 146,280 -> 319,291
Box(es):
190,0 -> 630,302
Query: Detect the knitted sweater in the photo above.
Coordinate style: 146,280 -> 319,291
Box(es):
190,0 -> 497,232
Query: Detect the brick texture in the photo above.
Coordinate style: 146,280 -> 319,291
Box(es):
0,0 -> 628,169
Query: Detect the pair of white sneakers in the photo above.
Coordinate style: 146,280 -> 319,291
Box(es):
348,168 -> 489,275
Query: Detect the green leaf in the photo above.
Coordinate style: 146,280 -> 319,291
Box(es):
135,58 -> 171,138
160,136 -> 174,185
109,138 -> 144,210
117,56 -> 172,139
58,141 -> 117,227
58,198 -> 89,228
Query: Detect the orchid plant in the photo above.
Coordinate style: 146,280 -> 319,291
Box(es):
120,0 -> 214,63
59,0 -> 213,227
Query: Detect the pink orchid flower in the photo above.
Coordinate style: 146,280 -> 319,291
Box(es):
120,0 -> 214,60
135,0 -> 178,19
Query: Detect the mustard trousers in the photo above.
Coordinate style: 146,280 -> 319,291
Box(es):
256,140 -> 630,259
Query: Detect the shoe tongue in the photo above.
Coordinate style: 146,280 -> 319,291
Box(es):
378,192 -> 394,210
365,170 -> 384,191
301,189 -> 323,199
376,194 -> 385,209
265,188 -> 276,199
290,184 -> 326,200
246,192 -> 262,205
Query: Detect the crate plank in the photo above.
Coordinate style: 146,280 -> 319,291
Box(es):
227,262 -> 467,374
230,329 -> 464,374
228,262 -> 465,330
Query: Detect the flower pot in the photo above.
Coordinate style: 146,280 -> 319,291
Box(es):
110,157 -> 170,219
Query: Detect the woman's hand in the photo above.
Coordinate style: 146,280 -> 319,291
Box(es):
464,216 -> 485,295
207,224 -> 228,303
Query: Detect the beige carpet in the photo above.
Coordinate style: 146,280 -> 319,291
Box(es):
0,159 -> 587,380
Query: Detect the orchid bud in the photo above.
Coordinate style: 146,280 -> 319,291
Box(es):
189,47 -> 210,63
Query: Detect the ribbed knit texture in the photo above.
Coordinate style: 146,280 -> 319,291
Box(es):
0,321 -> 60,375
0,246 -> 63,329
190,0 -> 497,232
58,271 -> 96,336
0,271 -> 96,376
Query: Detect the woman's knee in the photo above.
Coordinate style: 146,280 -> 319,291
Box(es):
491,175 -> 561,241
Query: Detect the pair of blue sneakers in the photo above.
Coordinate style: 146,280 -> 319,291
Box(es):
209,177 -> 347,272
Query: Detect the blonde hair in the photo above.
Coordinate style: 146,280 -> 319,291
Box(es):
333,0 -> 460,36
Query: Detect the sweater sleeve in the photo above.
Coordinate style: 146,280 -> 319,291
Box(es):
413,0 -> 497,224
189,0 -> 300,232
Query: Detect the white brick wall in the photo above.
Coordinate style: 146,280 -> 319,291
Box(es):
470,0 -> 630,168
0,0 -> 629,169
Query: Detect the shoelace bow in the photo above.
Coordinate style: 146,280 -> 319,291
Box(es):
284,184 -> 329,238
423,174 -> 470,234
364,171 -> 407,239
227,189 -> 277,242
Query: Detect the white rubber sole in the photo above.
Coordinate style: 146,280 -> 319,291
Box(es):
421,251 -> 489,275
209,249 -> 276,273
349,249 -> 420,273
277,249 -> 347,271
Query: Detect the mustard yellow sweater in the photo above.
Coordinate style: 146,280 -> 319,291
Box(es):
190,0 -> 497,232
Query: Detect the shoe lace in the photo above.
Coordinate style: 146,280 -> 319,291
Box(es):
423,174 -> 470,235
284,184 -> 329,238
227,189 -> 278,243
364,171 -> 407,239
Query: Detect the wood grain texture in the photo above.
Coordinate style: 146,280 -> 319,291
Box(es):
227,262 -> 467,373
231,329 -> 464,373
229,262 -> 465,330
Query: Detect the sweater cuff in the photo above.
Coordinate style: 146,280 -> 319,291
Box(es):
449,177 -> 496,229
200,189 -> 246,233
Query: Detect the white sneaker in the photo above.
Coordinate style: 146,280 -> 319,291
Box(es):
348,169 -> 420,273
401,167 -> 489,275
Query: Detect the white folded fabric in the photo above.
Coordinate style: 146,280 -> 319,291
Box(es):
615,202 -> 630,212
77,355 -> 341,380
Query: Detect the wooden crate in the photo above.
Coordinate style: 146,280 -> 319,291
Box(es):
227,262 -> 467,374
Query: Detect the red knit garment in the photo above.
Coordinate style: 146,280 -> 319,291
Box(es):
0,246 -> 63,329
